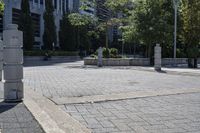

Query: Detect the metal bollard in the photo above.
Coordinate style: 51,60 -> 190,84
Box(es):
3,24 -> 24,102
0,38 -> 3,81
154,44 -> 162,71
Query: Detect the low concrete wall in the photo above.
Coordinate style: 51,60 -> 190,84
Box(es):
24,56 -> 81,62
85,58 -> 200,66
130,58 -> 150,66
162,58 -> 188,66
84,58 -> 150,66
162,58 -> 200,66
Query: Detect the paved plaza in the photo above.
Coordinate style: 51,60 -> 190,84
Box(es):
0,83 -> 44,133
24,61 -> 200,98
23,60 -> 200,133
63,93 -> 200,133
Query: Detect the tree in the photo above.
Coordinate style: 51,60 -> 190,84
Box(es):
123,0 -> 175,59
0,0 -> 4,15
105,0 -> 132,15
43,0 -> 56,50
68,13 -> 96,52
18,0 -> 34,50
100,0 -> 134,54
59,13 -> 76,51
181,0 -> 200,68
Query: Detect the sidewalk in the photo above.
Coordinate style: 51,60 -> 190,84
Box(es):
0,82 -> 44,133
0,101 -> 44,133
0,82 -> 91,133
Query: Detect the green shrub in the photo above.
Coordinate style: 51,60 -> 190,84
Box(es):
110,48 -> 118,58
93,47 -> 122,58
103,48 -> 110,58
90,54 -> 97,58
177,49 -> 186,58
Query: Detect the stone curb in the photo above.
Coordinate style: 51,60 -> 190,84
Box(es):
109,66 -> 200,77
52,88 -> 200,105
24,86 -> 91,133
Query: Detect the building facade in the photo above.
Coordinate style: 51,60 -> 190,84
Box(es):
3,0 -> 80,49
2,0 -> 115,50
96,0 -> 114,44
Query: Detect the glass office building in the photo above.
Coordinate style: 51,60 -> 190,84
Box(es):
3,0 -> 80,49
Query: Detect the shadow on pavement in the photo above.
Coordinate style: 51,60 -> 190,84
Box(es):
0,101 -> 18,114
155,70 -> 167,73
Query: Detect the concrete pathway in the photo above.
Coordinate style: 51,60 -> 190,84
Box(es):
62,93 -> 200,133
0,82 -> 91,133
0,102 -> 45,133
23,60 -> 200,133
24,61 -> 200,98
0,82 -> 44,133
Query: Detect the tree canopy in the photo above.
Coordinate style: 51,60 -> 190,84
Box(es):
181,0 -> 200,58
0,0 -> 4,15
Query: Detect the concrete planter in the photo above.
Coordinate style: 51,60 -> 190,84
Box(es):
84,57 -> 200,67
130,58 -> 150,66
84,58 -> 150,66
162,58 -> 188,66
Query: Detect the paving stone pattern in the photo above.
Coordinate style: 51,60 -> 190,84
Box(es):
24,61 -> 200,98
23,61 -> 200,133
0,83 -> 3,99
0,102 -> 44,133
63,93 -> 200,133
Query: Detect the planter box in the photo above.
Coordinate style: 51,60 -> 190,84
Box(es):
162,58 -> 188,66
130,58 -> 150,66
84,58 -> 150,66
84,57 -> 200,66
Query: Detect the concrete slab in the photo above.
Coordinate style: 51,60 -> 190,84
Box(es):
0,101 -> 44,133
52,88 -> 200,105
24,86 -> 91,133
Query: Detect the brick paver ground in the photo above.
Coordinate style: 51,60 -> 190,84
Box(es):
23,60 -> 200,133
62,93 -> 200,133
24,61 -> 200,98
0,83 -> 44,133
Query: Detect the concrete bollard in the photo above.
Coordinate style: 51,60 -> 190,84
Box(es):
154,44 -> 162,71
3,24 -> 24,102
0,38 -> 3,81
97,47 -> 103,67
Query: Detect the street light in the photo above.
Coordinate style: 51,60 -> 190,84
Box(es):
172,0 -> 179,63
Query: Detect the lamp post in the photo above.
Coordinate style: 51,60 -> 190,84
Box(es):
173,0 -> 179,65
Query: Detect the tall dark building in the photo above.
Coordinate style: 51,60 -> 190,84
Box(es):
96,0 -> 111,22
72,0 -> 80,12
96,0 -> 114,44
2,0 -> 81,49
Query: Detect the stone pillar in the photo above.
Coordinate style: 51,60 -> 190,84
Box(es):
0,38 -> 3,81
3,24 -> 24,102
97,47 -> 103,67
154,44 -> 162,71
